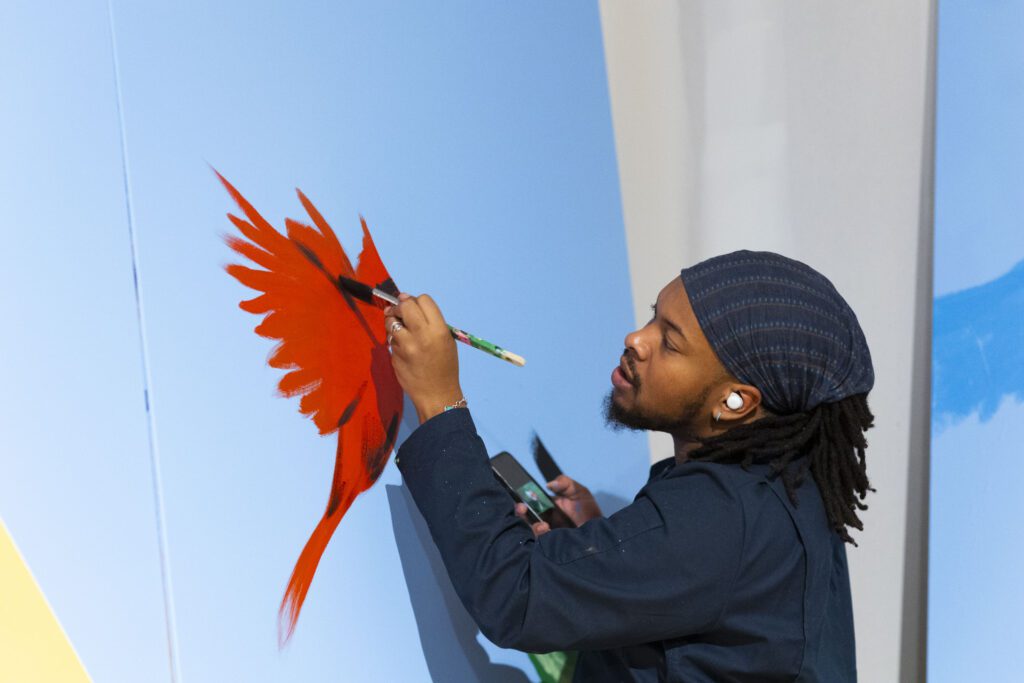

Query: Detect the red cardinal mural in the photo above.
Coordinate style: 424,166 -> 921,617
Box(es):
216,171 -> 403,645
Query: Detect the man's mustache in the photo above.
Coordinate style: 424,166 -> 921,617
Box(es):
621,348 -> 641,388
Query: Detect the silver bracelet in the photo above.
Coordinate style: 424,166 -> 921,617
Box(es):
443,397 -> 468,412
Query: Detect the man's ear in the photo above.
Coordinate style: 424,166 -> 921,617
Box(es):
714,384 -> 762,424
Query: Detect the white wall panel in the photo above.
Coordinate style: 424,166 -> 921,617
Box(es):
599,2 -> 935,680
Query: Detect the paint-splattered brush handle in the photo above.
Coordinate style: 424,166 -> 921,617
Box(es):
448,326 -> 525,367
338,275 -> 526,367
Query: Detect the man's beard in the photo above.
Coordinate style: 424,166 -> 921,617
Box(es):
602,386 -> 710,437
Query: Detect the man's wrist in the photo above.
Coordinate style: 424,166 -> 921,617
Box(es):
413,389 -> 466,424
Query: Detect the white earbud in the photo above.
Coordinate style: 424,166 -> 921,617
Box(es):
726,392 -> 744,411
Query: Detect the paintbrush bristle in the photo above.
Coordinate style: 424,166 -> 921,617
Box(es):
337,275 -> 375,304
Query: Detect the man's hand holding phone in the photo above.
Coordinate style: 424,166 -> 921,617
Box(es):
515,475 -> 603,537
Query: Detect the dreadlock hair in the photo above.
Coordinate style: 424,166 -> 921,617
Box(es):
688,392 -> 875,545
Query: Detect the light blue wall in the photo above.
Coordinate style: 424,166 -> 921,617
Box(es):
929,1 -> 1024,680
2,1 -> 647,680
0,2 -> 172,681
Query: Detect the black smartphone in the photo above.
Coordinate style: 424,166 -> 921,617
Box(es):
490,451 -> 576,529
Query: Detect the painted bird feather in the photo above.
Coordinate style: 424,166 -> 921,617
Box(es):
217,171 -> 403,645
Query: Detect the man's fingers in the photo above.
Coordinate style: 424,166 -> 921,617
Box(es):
385,293 -> 446,341
383,314 -> 406,347
395,294 -> 428,330
546,476 -> 567,492
548,475 -> 577,497
415,294 -> 446,327
514,504 -> 550,537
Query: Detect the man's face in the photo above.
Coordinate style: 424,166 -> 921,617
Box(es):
604,277 -> 729,437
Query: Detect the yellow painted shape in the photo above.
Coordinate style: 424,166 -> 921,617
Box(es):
0,517 -> 91,682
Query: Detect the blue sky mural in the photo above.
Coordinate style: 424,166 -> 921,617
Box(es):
929,1 -> 1024,680
932,258 -> 1024,427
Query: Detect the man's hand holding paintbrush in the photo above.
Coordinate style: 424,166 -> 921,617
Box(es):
384,293 -> 468,424
337,275 -> 524,423
338,275 -> 525,367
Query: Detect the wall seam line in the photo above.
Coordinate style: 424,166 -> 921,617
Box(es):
105,2 -> 182,680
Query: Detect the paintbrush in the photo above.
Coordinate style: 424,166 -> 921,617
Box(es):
531,433 -> 564,484
338,275 -> 526,367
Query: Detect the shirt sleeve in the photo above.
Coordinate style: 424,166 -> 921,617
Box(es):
395,408 -> 746,653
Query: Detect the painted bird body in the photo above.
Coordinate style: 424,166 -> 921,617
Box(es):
218,172 -> 403,645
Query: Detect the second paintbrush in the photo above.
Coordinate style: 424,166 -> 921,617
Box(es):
337,275 -> 526,367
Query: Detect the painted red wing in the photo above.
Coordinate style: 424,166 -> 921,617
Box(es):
217,171 -> 403,644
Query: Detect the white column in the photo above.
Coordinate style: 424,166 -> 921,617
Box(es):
599,2 -> 935,680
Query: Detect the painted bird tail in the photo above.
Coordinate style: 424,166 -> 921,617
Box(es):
277,449 -> 365,647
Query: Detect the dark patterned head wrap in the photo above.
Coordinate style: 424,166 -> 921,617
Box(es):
680,250 -> 874,415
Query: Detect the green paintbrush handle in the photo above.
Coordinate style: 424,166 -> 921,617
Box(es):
447,325 -> 526,367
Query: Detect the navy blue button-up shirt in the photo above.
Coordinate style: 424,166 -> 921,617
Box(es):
396,408 -> 856,682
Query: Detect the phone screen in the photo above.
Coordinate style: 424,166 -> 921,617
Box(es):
490,451 -> 576,529
516,481 -> 554,517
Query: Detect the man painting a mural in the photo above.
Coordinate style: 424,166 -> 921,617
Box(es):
386,251 -> 874,681
3,0 -> 1009,679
